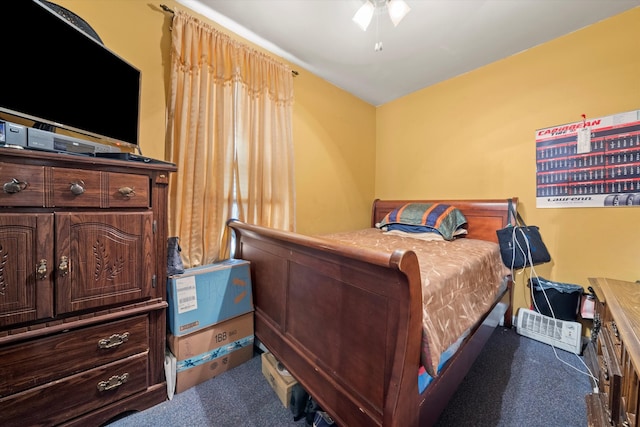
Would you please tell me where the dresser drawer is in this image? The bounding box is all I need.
[0,352,149,427]
[0,315,149,397]
[107,171,150,207]
[598,327,622,388]
[0,163,46,206]
[599,324,623,422]
[605,320,623,363]
[51,167,102,207]
[51,168,150,207]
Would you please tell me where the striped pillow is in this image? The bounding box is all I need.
[376,203,467,241]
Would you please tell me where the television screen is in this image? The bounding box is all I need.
[0,1,141,148]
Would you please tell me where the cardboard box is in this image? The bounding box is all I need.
[261,352,298,408]
[168,312,255,394]
[167,259,254,335]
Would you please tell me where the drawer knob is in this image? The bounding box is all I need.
[69,180,85,195]
[98,332,130,349]
[3,178,27,194]
[97,373,129,392]
[118,186,136,198]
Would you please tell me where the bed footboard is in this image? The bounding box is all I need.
[228,197,515,426]
[228,220,423,427]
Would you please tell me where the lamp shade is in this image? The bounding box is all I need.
[353,0,375,31]
[388,0,410,26]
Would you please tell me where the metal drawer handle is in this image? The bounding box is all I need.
[98,332,130,349]
[36,259,48,280]
[58,256,69,277]
[3,178,28,194]
[69,180,85,195]
[591,316,601,341]
[118,186,136,198]
[97,373,129,392]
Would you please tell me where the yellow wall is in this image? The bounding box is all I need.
[56,0,376,236]
[54,2,639,313]
[293,71,377,234]
[377,7,640,309]
[54,1,172,161]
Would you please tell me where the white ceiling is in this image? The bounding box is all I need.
[177,0,639,106]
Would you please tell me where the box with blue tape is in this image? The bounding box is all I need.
[167,312,255,393]
[167,259,254,336]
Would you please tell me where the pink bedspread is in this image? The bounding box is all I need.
[321,228,509,376]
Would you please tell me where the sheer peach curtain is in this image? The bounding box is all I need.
[167,10,295,268]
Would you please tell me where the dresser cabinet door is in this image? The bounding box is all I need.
[0,214,54,327]
[55,211,155,313]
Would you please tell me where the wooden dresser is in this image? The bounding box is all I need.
[585,277,640,427]
[0,149,176,426]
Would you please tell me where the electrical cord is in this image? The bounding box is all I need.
[509,225,599,390]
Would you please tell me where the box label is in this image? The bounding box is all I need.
[179,321,199,332]
[176,276,198,314]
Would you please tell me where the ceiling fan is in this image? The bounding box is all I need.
[352,0,411,31]
[352,0,411,51]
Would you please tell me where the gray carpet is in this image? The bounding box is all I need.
[435,327,593,427]
[106,327,593,426]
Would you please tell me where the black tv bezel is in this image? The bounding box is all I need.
[0,0,142,150]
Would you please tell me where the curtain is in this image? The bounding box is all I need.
[167,10,295,268]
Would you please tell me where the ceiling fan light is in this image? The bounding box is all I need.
[353,1,375,31]
[388,0,410,27]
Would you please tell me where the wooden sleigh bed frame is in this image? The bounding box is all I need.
[228,198,517,427]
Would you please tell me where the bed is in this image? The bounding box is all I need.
[227,198,517,426]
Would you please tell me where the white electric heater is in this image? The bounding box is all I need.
[516,308,582,354]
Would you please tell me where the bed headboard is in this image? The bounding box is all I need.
[371,198,518,243]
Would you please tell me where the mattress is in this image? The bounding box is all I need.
[321,228,510,377]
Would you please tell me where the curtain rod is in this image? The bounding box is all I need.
[159,4,298,77]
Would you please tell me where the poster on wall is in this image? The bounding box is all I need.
[536,109,640,208]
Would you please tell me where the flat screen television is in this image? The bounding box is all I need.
[0,1,141,149]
